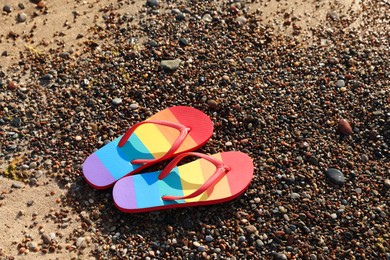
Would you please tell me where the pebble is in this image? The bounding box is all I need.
[336,79,345,88]
[29,178,37,186]
[225,141,233,147]
[244,57,255,63]
[338,119,353,135]
[198,245,206,252]
[146,0,159,7]
[11,182,23,189]
[29,242,39,252]
[384,179,390,188]
[112,98,122,105]
[16,12,27,22]
[207,99,218,109]
[290,193,300,199]
[325,168,346,185]
[130,103,139,110]
[3,5,12,13]
[160,59,182,70]
[274,252,288,260]
[205,235,213,242]
[238,236,246,242]
[178,38,189,46]
[202,13,212,22]
[76,237,86,248]
[236,17,247,26]
[193,241,200,247]
[8,81,17,90]
[42,234,51,244]
[279,206,288,213]
[245,225,257,234]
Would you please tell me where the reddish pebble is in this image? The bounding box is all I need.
[8,81,17,90]
[338,119,353,135]
[37,1,46,8]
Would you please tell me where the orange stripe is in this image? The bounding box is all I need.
[203,153,232,200]
[150,108,197,153]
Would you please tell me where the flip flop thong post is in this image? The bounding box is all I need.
[113,151,254,213]
[83,106,213,189]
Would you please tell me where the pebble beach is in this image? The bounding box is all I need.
[0,0,389,259]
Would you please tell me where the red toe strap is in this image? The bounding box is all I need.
[158,152,231,201]
[118,120,191,165]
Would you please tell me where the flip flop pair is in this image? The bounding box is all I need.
[83,106,253,213]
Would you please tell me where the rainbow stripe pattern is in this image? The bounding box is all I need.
[83,106,213,189]
[113,151,254,213]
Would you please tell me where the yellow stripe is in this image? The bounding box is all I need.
[178,160,209,203]
[205,154,232,200]
[135,123,171,159]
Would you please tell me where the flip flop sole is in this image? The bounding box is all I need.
[83,106,213,189]
[113,151,254,213]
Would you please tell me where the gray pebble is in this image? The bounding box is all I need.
[238,236,246,242]
[198,245,206,252]
[29,177,37,186]
[130,103,139,110]
[336,79,345,88]
[325,168,346,185]
[16,12,27,22]
[274,252,288,260]
[28,242,38,251]
[290,193,300,199]
[29,162,37,169]
[202,13,212,22]
[146,0,159,7]
[161,59,182,70]
[112,98,122,105]
[12,182,23,189]
[76,237,86,248]
[3,5,13,13]
[205,235,213,242]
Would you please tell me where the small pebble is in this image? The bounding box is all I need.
[12,183,23,189]
[112,98,122,105]
[290,193,300,199]
[3,5,13,13]
[16,12,27,22]
[336,79,345,88]
[146,0,159,7]
[160,59,181,70]
[130,103,139,110]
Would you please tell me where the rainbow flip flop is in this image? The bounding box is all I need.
[83,106,213,189]
[113,151,254,213]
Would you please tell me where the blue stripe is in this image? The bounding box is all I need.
[133,171,162,208]
[95,134,154,180]
[158,167,185,205]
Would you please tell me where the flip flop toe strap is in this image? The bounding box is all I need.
[118,120,191,165]
[158,152,231,201]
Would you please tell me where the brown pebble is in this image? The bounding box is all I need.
[37,1,46,8]
[8,81,17,90]
[207,99,218,109]
[338,119,353,135]
[18,247,26,254]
